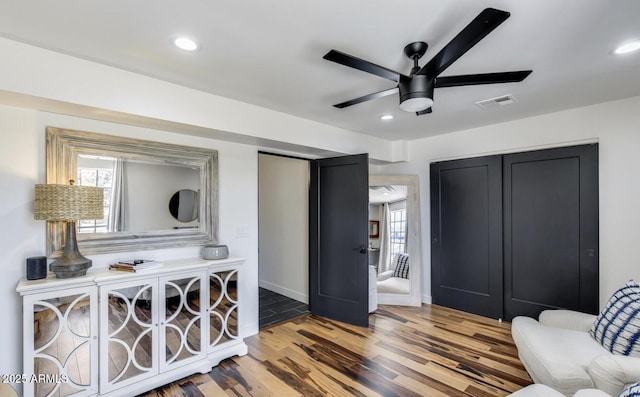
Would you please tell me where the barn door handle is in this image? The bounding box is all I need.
[353,246,368,254]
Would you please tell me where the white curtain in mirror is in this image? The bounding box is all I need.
[377,203,391,272]
[109,158,127,232]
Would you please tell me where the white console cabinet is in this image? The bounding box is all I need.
[17,257,247,397]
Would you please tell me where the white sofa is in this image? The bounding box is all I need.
[511,310,640,396]
[376,269,410,294]
[376,254,410,294]
[368,265,377,313]
[509,384,611,397]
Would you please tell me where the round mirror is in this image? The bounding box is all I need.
[169,189,199,222]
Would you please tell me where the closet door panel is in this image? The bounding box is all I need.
[431,156,503,319]
[504,144,599,320]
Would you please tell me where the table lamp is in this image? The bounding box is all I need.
[34,180,104,278]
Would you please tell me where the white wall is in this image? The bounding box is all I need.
[0,105,260,390]
[0,38,407,163]
[126,162,200,231]
[378,95,640,307]
[258,154,309,303]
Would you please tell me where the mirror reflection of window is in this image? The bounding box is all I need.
[76,155,115,234]
[389,201,407,255]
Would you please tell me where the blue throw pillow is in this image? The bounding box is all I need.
[590,280,640,357]
[620,381,640,397]
[392,254,409,279]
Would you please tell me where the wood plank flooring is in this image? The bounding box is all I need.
[141,304,532,396]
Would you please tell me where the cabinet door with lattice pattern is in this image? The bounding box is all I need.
[159,271,207,371]
[24,287,98,397]
[208,268,239,350]
[99,279,158,393]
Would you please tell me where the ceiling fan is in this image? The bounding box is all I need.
[323,8,532,115]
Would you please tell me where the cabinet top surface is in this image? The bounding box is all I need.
[17,256,244,294]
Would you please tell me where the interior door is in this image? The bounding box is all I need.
[430,156,503,319]
[504,144,599,320]
[309,153,369,327]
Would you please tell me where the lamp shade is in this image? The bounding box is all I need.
[34,183,104,221]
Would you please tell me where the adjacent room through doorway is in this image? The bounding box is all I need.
[257,152,310,328]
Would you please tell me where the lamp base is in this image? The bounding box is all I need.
[50,257,91,279]
[50,221,92,279]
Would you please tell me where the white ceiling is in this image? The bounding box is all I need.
[1,0,639,141]
[370,185,408,204]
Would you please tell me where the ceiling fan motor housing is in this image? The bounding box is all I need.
[399,74,434,112]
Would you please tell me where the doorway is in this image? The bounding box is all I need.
[258,153,310,327]
[258,152,372,328]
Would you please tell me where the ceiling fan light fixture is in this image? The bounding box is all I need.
[379,114,394,120]
[399,97,433,112]
[399,74,434,112]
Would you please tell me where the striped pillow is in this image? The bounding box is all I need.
[620,381,640,397]
[590,280,640,357]
[392,254,410,279]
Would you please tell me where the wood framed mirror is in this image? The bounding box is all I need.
[45,127,218,256]
[369,174,422,306]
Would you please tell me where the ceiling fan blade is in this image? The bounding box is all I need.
[333,87,399,108]
[416,107,432,116]
[324,49,401,82]
[435,70,532,88]
[420,8,510,77]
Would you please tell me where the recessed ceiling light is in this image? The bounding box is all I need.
[172,36,200,51]
[614,40,640,55]
[379,114,394,121]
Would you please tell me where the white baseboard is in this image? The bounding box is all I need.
[423,294,432,304]
[259,280,308,304]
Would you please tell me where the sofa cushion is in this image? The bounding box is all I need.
[590,280,640,357]
[376,276,410,294]
[392,254,409,279]
[587,354,640,396]
[512,316,610,395]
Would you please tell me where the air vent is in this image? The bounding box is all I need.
[476,94,517,110]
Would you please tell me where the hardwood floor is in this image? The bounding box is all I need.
[141,304,532,396]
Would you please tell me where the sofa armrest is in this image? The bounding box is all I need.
[588,354,640,397]
[377,270,394,281]
[538,309,597,332]
[574,390,613,397]
[507,385,612,397]
[507,384,565,396]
